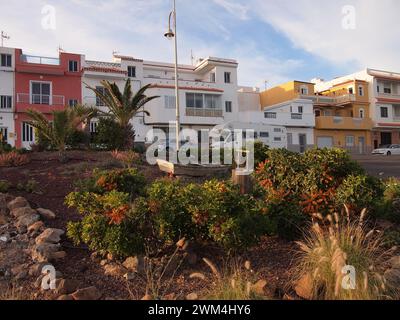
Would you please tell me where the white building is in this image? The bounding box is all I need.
[261,99,315,152]
[0,47,16,147]
[82,54,242,146]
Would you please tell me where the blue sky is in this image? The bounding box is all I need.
[2,0,400,87]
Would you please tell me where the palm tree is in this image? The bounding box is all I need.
[86,79,159,150]
[27,105,96,162]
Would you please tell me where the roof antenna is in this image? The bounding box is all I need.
[112,50,119,56]
[190,49,195,66]
[58,45,65,53]
[1,31,10,47]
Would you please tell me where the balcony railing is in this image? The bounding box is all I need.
[291,113,303,120]
[315,116,373,130]
[300,94,356,104]
[186,108,223,118]
[377,92,400,100]
[17,93,65,106]
[20,54,60,66]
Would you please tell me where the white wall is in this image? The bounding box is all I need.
[0,47,16,146]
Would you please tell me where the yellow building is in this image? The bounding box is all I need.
[314,79,373,153]
[260,79,373,154]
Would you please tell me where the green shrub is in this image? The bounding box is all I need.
[0,180,10,193]
[67,129,89,149]
[335,174,384,212]
[254,148,377,240]
[379,178,400,223]
[93,118,125,150]
[253,141,269,168]
[140,179,270,250]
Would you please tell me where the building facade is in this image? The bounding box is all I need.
[0,47,16,146]
[259,81,316,152]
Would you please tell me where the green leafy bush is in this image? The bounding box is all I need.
[0,180,10,193]
[253,141,269,167]
[254,148,379,239]
[335,174,384,212]
[93,118,125,150]
[138,179,270,249]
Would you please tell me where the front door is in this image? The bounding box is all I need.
[381,132,392,146]
[21,122,34,149]
[358,136,365,154]
[299,134,307,153]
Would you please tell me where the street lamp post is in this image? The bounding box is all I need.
[164,0,180,152]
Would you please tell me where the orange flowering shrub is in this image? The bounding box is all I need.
[0,151,30,167]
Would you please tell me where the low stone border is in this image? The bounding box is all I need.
[0,193,101,300]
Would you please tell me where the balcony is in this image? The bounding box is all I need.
[17,93,65,106]
[291,113,303,120]
[315,116,373,130]
[185,108,223,118]
[377,92,400,101]
[300,94,356,105]
[20,54,60,66]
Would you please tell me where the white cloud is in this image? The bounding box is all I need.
[248,0,400,73]
[212,0,250,20]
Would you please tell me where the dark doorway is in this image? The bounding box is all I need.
[381,132,392,146]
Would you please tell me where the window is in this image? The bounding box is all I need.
[224,72,231,84]
[96,86,106,106]
[260,132,269,138]
[274,137,282,142]
[381,107,389,118]
[31,82,51,105]
[0,96,12,109]
[348,87,354,94]
[358,85,364,96]
[264,112,277,119]
[68,60,78,72]
[0,54,12,67]
[359,108,365,118]
[210,73,216,83]
[186,93,203,109]
[274,128,282,133]
[205,95,218,109]
[315,109,321,117]
[345,136,355,147]
[225,101,232,113]
[300,85,308,95]
[164,95,176,109]
[298,106,303,114]
[128,66,136,78]
[22,122,34,142]
[69,99,78,107]
[384,83,392,94]
[0,127,8,143]
[90,121,98,133]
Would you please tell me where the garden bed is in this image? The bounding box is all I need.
[0,151,295,300]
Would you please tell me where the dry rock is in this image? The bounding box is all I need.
[16,213,40,229]
[28,221,45,234]
[35,228,64,245]
[186,293,199,300]
[72,286,102,300]
[122,256,144,273]
[12,207,36,218]
[7,197,29,211]
[104,263,126,277]
[56,279,80,295]
[294,274,313,300]
[36,208,56,220]
[32,243,61,262]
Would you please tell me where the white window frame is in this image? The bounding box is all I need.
[68,60,78,72]
[128,66,136,78]
[0,54,12,67]
[345,135,355,147]
[0,95,12,109]
[30,80,52,105]
[22,122,34,143]
[358,85,364,97]
[300,85,308,95]
[224,72,231,84]
[225,101,232,113]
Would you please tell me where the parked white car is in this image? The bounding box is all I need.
[372,144,400,156]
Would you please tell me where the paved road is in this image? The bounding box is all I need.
[352,155,400,178]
